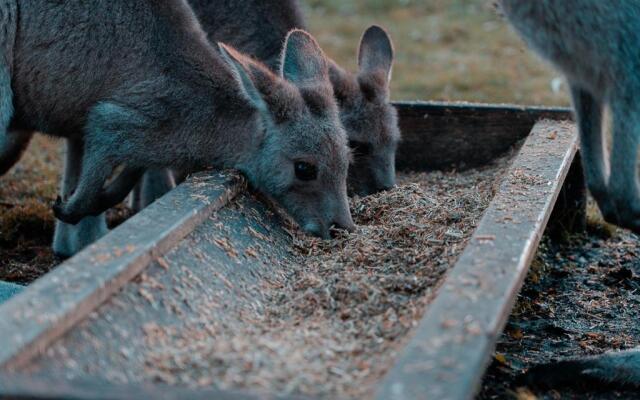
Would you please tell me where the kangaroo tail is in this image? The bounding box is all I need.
[517,349,640,390]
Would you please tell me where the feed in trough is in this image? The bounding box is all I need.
[26,152,515,398]
[141,157,513,398]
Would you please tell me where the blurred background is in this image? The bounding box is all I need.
[306,0,569,105]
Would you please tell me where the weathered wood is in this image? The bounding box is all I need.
[0,103,580,400]
[376,120,578,400]
[23,192,297,388]
[393,101,572,171]
[0,372,305,400]
[0,172,245,371]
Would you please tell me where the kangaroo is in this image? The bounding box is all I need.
[193,0,401,197]
[519,348,640,390]
[130,0,401,208]
[0,0,354,257]
[498,0,640,233]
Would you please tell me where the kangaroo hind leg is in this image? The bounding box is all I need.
[52,139,109,258]
[54,103,146,224]
[604,93,640,232]
[129,169,176,212]
[570,85,609,204]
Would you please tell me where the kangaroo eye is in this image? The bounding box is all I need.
[349,140,373,156]
[295,161,318,181]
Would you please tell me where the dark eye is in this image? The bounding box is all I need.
[295,161,318,181]
[349,140,373,157]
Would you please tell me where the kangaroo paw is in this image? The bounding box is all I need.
[600,202,640,234]
[52,196,84,225]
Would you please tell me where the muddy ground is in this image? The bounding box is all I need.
[479,215,640,400]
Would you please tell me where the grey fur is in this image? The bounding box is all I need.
[498,0,640,233]
[129,0,307,211]
[126,2,401,210]
[189,0,304,71]
[0,0,353,256]
[333,25,399,196]
[0,0,21,176]
[52,139,108,258]
[129,169,176,212]
[188,1,401,197]
[520,348,640,389]
[0,0,15,133]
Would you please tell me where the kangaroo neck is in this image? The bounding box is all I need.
[186,99,264,174]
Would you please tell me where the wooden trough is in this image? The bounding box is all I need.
[0,102,578,400]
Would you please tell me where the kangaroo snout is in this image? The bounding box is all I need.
[349,158,396,197]
[375,169,396,193]
[332,214,356,233]
[302,221,330,240]
[300,212,355,239]
[297,196,355,239]
[330,197,356,235]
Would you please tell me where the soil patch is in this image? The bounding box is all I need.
[0,136,133,284]
[478,222,640,400]
[0,136,61,284]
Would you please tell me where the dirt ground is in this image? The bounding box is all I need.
[478,213,640,400]
[0,136,131,284]
[0,136,61,284]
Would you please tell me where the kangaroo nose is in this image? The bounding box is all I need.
[331,219,356,234]
[302,221,330,239]
[375,173,396,194]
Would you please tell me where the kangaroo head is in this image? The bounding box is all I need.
[218,30,354,239]
[330,25,401,197]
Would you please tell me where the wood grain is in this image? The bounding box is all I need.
[376,120,579,400]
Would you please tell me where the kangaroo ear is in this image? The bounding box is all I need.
[218,42,268,111]
[358,25,394,83]
[280,29,329,86]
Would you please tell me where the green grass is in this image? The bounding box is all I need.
[305,0,570,106]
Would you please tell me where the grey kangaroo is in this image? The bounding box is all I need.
[193,0,401,197]
[131,0,401,207]
[0,0,354,257]
[498,0,640,389]
[519,348,640,390]
[499,0,640,233]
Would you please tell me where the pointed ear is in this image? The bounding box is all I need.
[280,29,329,86]
[358,25,394,83]
[218,42,268,111]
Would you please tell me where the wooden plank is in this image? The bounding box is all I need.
[0,172,245,371]
[393,101,572,171]
[22,192,297,388]
[0,372,306,400]
[0,103,578,400]
[376,120,578,400]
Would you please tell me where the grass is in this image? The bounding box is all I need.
[305,0,570,106]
